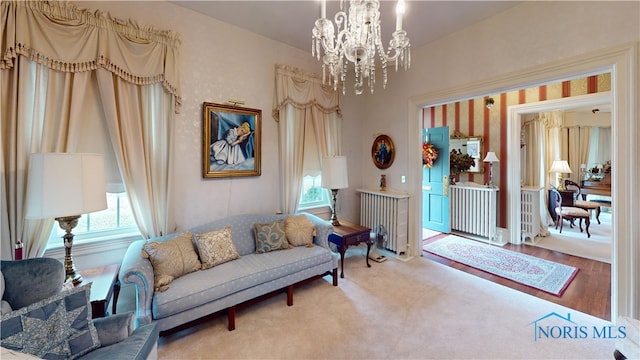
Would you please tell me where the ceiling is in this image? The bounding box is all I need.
[169,1,522,52]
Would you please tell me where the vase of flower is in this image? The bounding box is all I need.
[449,149,475,185]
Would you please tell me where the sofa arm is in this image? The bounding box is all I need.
[120,240,154,326]
[93,312,134,347]
[79,322,159,360]
[302,212,333,249]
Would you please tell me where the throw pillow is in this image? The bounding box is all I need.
[285,215,316,247]
[194,226,240,269]
[142,231,202,292]
[254,219,290,253]
[0,283,100,359]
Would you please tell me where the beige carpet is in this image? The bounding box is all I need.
[155,248,615,359]
[534,212,611,264]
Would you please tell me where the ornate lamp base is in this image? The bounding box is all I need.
[329,189,341,226]
[55,215,83,285]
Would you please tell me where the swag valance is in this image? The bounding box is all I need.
[272,64,342,120]
[1,0,182,109]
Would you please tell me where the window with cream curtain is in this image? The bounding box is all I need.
[1,0,181,259]
[273,65,342,214]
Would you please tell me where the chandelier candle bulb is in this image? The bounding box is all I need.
[320,0,326,19]
[396,0,405,31]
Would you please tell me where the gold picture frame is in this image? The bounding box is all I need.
[202,102,261,178]
[371,134,395,169]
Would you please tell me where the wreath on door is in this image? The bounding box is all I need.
[422,142,438,168]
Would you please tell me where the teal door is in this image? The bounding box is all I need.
[422,126,450,233]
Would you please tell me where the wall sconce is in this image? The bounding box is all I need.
[485,97,495,109]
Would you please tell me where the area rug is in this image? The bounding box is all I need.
[423,235,579,296]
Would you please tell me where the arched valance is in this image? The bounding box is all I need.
[1,0,182,110]
[272,64,341,121]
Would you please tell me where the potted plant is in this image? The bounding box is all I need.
[449,149,475,185]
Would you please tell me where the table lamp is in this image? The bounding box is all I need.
[321,156,349,226]
[549,160,572,190]
[25,153,107,284]
[483,151,500,188]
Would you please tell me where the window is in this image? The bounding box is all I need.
[298,174,330,210]
[46,192,138,248]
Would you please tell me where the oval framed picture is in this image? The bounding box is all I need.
[371,134,395,169]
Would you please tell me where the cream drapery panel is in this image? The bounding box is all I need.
[1,0,180,259]
[567,127,591,183]
[522,119,552,234]
[97,70,175,239]
[273,65,342,214]
[540,111,564,187]
[1,58,82,258]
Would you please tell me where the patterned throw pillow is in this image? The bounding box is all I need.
[142,231,202,292]
[285,215,316,247]
[254,219,290,253]
[0,283,100,359]
[194,226,240,269]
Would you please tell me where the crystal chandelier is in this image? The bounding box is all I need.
[312,0,411,95]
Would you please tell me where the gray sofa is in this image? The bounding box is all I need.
[1,258,158,360]
[120,213,338,332]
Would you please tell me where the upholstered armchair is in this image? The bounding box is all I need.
[1,258,159,360]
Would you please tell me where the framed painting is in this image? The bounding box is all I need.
[202,102,261,178]
[371,134,395,169]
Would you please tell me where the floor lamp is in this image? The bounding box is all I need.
[321,156,349,226]
[25,153,107,285]
[483,151,499,188]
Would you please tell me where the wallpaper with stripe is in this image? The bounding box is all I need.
[423,73,611,228]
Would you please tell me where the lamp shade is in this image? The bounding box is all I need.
[483,152,499,163]
[25,153,107,219]
[549,160,572,174]
[321,156,349,190]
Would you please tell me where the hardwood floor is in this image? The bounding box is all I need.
[422,235,611,321]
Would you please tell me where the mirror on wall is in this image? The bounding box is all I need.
[450,134,484,173]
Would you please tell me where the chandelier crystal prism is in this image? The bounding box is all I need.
[312,0,411,95]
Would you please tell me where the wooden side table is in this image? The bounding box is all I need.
[78,263,121,318]
[328,220,372,278]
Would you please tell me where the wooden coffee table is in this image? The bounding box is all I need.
[328,220,372,278]
[78,263,121,318]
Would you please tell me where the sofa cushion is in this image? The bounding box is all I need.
[0,283,100,359]
[254,219,290,253]
[142,231,202,292]
[152,245,333,319]
[194,226,240,269]
[285,215,316,247]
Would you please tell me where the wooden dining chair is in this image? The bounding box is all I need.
[550,186,591,238]
[564,179,602,224]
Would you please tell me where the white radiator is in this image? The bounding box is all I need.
[450,184,498,242]
[357,189,409,254]
[521,186,544,244]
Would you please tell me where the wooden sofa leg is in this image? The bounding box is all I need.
[287,285,294,306]
[228,306,236,331]
[332,268,338,286]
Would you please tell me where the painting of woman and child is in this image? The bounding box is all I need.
[202,103,261,178]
